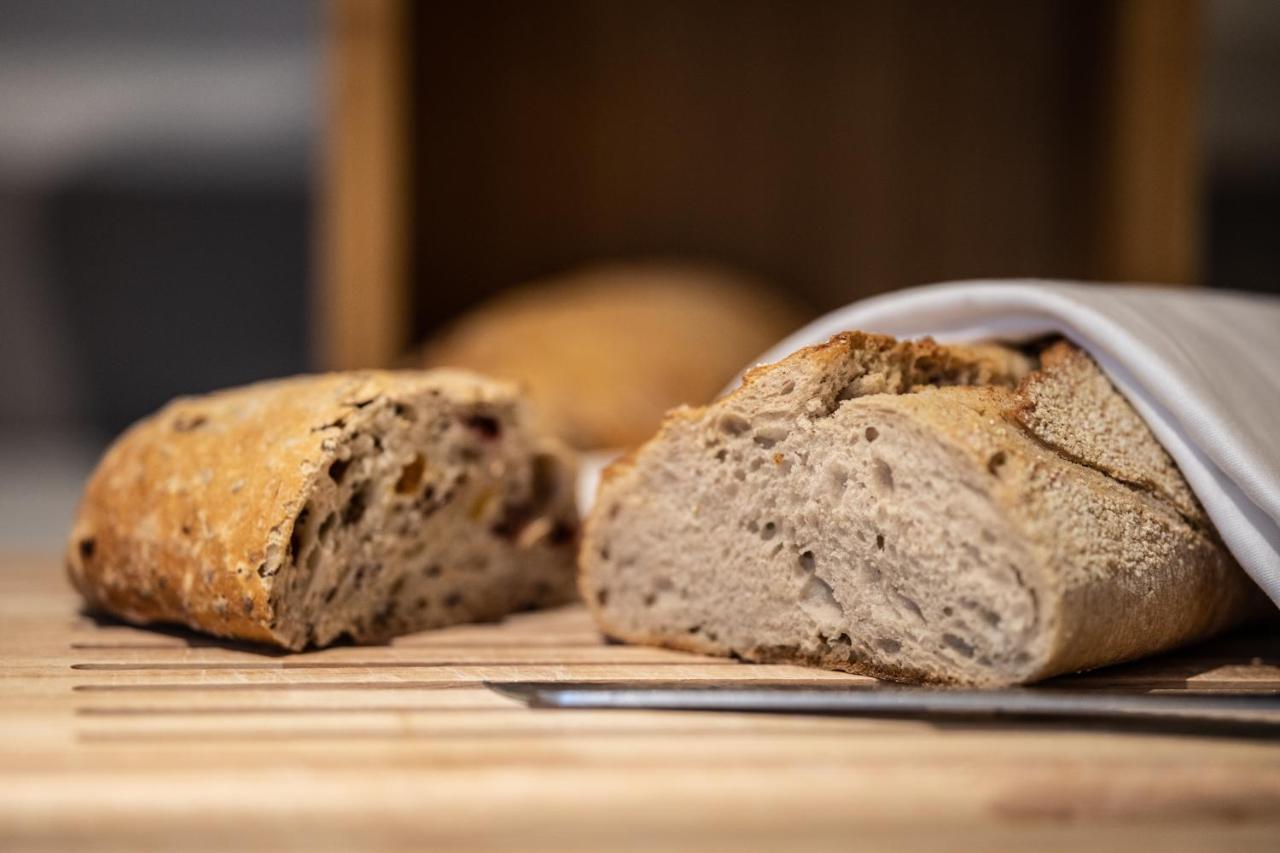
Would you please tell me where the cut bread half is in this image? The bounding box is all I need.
[68,370,579,650]
[580,333,1266,686]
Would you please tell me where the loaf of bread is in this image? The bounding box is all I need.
[67,370,579,650]
[580,333,1268,685]
[418,262,808,449]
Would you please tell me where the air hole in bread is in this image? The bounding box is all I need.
[464,414,501,439]
[714,448,728,461]
[343,484,370,525]
[877,637,902,653]
[395,454,426,495]
[328,458,350,484]
[643,593,657,607]
[754,425,789,449]
[595,587,610,607]
[79,538,96,560]
[871,458,895,493]
[760,521,777,541]
[424,564,442,578]
[987,450,1007,476]
[392,402,416,421]
[372,599,398,627]
[798,550,816,572]
[549,522,577,545]
[864,426,880,442]
[875,533,885,550]
[799,574,843,623]
[310,514,333,546]
[964,599,1002,627]
[288,507,310,557]
[524,454,557,505]
[718,413,750,435]
[942,633,976,658]
[895,592,924,622]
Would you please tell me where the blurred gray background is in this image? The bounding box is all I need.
[0,1,318,548]
[0,0,1277,550]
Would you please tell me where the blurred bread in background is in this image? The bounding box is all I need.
[417,262,809,449]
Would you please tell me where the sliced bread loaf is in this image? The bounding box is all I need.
[580,333,1267,685]
[67,370,578,650]
[417,262,807,449]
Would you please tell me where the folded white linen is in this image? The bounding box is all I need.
[741,280,1280,607]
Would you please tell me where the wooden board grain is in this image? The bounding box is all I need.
[2,554,1279,852]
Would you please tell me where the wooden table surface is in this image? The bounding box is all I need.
[3,554,1280,852]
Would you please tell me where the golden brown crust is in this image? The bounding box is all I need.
[418,262,808,449]
[1012,340,1206,527]
[735,330,1033,392]
[593,330,1033,493]
[65,370,540,647]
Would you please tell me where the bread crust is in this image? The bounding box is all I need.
[418,262,808,449]
[67,369,577,648]
[581,333,1268,685]
[595,331,1033,489]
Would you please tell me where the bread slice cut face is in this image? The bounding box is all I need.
[580,333,1265,685]
[68,370,579,650]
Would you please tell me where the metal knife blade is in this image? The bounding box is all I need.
[485,681,1280,735]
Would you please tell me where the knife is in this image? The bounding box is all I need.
[486,681,1280,736]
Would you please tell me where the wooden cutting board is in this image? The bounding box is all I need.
[3,554,1279,851]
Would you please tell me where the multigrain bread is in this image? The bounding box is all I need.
[580,333,1268,686]
[67,370,579,650]
[418,262,808,449]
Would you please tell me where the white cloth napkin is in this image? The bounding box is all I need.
[741,280,1280,607]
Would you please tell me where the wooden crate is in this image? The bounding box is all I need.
[319,0,1202,369]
